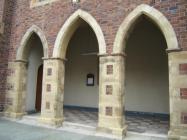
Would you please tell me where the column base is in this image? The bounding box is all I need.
[0,112,4,117]
[39,117,63,127]
[4,112,26,119]
[97,125,127,139]
[168,130,187,140]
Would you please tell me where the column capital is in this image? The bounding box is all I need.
[42,57,67,62]
[14,59,28,63]
[98,53,126,58]
[166,48,182,53]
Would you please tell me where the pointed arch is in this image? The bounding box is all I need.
[53,9,106,59]
[16,25,48,61]
[113,4,179,53]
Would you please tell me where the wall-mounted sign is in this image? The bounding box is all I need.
[87,73,94,86]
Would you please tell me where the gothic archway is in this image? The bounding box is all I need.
[53,9,106,59]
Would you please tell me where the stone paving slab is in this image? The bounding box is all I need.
[0,119,115,140]
[64,108,169,135]
[0,119,167,140]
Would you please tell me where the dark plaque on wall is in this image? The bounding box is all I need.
[86,73,94,86]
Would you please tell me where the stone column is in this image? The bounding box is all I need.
[168,51,187,140]
[98,54,127,138]
[39,58,64,127]
[5,60,27,118]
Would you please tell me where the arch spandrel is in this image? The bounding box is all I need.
[53,9,106,59]
[113,4,179,53]
[16,25,48,61]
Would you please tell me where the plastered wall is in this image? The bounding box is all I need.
[63,20,169,114]
[64,25,99,108]
[25,34,43,111]
[125,18,169,114]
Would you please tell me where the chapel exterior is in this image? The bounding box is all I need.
[0,0,187,139]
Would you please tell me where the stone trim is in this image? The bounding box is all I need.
[30,0,59,8]
[113,4,179,53]
[16,25,48,60]
[53,9,106,59]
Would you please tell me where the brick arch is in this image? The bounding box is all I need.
[113,4,179,53]
[53,9,106,59]
[16,25,48,60]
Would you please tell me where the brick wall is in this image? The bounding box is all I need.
[0,0,5,21]
[1,0,187,111]
[0,0,15,111]
[8,0,187,59]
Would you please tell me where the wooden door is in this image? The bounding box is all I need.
[35,64,43,112]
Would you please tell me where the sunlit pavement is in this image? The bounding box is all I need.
[0,118,167,140]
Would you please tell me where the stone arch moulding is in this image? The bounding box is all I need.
[53,9,106,59]
[113,4,179,53]
[16,25,48,61]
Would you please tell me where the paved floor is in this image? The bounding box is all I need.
[64,108,169,135]
[0,119,167,140]
[0,119,112,140]
[0,109,169,140]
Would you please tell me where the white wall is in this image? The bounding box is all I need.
[25,34,43,112]
[63,19,169,114]
[64,25,99,108]
[125,18,169,114]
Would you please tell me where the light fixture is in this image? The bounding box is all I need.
[72,0,80,3]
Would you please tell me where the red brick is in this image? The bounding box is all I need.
[47,68,52,76]
[0,0,186,112]
[106,85,113,95]
[180,88,187,99]
[46,102,50,109]
[179,64,187,75]
[46,84,51,92]
[106,107,112,116]
[107,65,113,75]
[181,112,187,124]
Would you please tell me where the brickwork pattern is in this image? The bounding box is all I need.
[8,0,187,60]
[2,0,187,112]
[0,0,15,111]
[1,0,187,139]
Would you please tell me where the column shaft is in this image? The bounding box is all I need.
[168,51,187,140]
[5,61,27,118]
[98,55,127,138]
[40,58,64,126]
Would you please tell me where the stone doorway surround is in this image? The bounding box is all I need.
[5,25,48,118]
[113,4,187,140]
[4,4,187,140]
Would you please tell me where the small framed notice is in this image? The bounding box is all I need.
[86,73,94,86]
